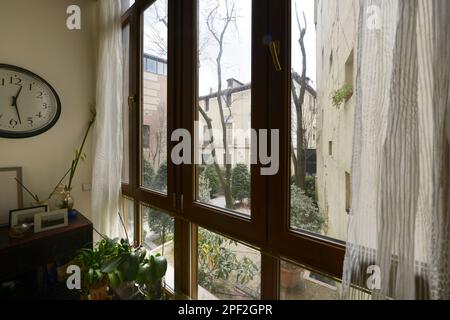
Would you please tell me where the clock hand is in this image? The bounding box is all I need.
[15,85,23,100]
[12,86,23,124]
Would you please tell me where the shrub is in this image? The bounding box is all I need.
[290,184,325,234]
[152,161,168,192]
[330,84,353,108]
[143,160,155,188]
[198,170,211,203]
[203,164,220,196]
[198,229,258,294]
[231,164,250,203]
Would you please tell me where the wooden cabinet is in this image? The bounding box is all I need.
[0,212,93,299]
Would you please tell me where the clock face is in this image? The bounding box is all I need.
[0,64,61,138]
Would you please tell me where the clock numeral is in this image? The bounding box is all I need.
[43,103,48,109]
[36,112,43,118]
[27,117,34,127]
[9,76,21,85]
[37,91,43,99]
[10,119,18,127]
[1,78,4,86]
[29,83,33,91]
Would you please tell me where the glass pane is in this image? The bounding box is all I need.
[196,0,252,217]
[197,228,261,300]
[120,197,134,242]
[121,0,135,13]
[279,259,370,300]
[122,25,130,184]
[142,0,168,194]
[280,260,339,300]
[142,204,174,290]
[289,0,352,242]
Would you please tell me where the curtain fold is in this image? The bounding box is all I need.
[342,0,450,300]
[91,0,124,238]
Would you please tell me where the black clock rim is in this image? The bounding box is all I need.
[0,63,61,139]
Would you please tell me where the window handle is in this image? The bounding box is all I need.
[128,95,136,109]
[269,40,282,72]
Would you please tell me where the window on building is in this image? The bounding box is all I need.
[146,57,157,74]
[345,172,351,213]
[329,141,333,156]
[158,61,165,75]
[345,50,354,99]
[345,50,354,85]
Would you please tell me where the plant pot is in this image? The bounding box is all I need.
[280,266,303,290]
[88,282,109,300]
[114,282,139,300]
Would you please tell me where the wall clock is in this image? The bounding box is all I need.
[0,64,61,139]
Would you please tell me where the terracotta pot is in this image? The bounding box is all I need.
[280,267,303,289]
[114,282,139,300]
[88,282,109,300]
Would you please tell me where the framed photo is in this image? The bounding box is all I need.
[9,205,48,228]
[34,209,68,233]
[0,167,23,226]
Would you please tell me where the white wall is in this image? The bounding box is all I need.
[0,0,97,219]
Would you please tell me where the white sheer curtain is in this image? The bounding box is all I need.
[91,0,124,238]
[342,0,450,300]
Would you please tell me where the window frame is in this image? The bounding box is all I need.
[266,0,345,279]
[121,0,347,300]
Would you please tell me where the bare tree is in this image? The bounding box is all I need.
[149,102,167,169]
[198,0,238,209]
[291,3,308,189]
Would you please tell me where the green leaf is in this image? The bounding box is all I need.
[101,256,123,273]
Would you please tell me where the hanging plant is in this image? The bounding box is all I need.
[330,84,353,108]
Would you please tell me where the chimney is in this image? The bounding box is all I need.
[227,78,243,89]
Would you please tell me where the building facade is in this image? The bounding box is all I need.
[315,0,359,240]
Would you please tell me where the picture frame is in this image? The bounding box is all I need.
[34,209,68,233]
[0,167,24,226]
[9,205,48,228]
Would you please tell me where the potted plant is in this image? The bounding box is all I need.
[280,260,303,290]
[73,237,118,300]
[100,239,167,300]
[330,84,353,108]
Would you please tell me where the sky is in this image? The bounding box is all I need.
[143,0,317,95]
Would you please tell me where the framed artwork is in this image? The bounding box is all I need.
[34,209,68,233]
[9,205,48,228]
[0,167,23,226]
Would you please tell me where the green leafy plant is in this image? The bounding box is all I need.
[197,229,258,295]
[290,184,325,234]
[143,160,155,188]
[330,84,353,108]
[304,175,316,200]
[203,164,221,197]
[152,161,168,192]
[101,240,167,299]
[73,237,119,291]
[198,170,212,203]
[231,164,250,204]
[72,212,168,300]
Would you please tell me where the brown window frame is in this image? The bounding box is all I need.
[121,0,346,300]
